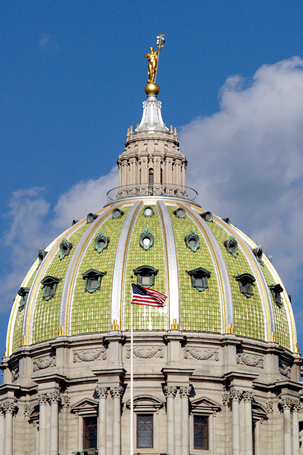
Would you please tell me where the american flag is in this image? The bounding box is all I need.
[131,283,167,307]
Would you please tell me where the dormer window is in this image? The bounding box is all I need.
[269,284,284,308]
[174,207,186,219]
[112,208,125,219]
[94,231,110,253]
[17,287,29,311]
[59,238,73,260]
[41,276,60,301]
[37,248,47,268]
[187,267,211,292]
[133,265,158,287]
[82,269,106,293]
[235,273,255,298]
[223,235,238,258]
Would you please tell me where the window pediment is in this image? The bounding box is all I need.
[133,265,158,287]
[190,396,221,414]
[82,269,106,293]
[235,273,255,298]
[126,395,163,412]
[70,398,98,416]
[187,267,211,292]
[41,276,60,301]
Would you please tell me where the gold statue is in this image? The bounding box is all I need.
[144,34,165,83]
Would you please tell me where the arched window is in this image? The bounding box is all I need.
[149,168,154,186]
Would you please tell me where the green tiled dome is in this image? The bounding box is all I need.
[6,198,297,355]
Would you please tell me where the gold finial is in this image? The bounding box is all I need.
[227,322,234,334]
[20,335,26,345]
[112,319,119,330]
[171,319,178,330]
[58,325,64,336]
[144,34,165,96]
[295,343,300,353]
[271,331,277,342]
[4,347,7,357]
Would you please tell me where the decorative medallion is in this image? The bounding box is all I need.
[33,354,56,372]
[236,352,264,369]
[59,238,73,260]
[184,347,218,361]
[73,348,106,363]
[126,346,164,359]
[143,206,154,217]
[223,235,238,258]
[139,228,154,251]
[94,231,110,253]
[185,230,200,252]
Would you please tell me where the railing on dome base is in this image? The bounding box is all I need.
[72,449,98,455]
[106,184,198,203]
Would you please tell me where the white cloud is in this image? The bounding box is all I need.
[38,34,51,49]
[0,170,118,313]
[180,56,303,309]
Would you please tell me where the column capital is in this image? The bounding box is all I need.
[2,401,18,414]
[49,391,61,403]
[278,397,293,411]
[230,388,242,402]
[62,394,70,408]
[292,398,301,412]
[163,385,177,398]
[38,393,49,405]
[222,392,231,406]
[242,391,253,402]
[265,401,273,414]
[179,386,191,398]
[96,386,109,399]
[110,386,124,399]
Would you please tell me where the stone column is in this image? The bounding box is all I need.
[164,386,177,455]
[243,391,253,455]
[292,399,300,455]
[3,401,17,455]
[110,386,124,455]
[38,393,49,455]
[0,406,5,455]
[230,389,242,455]
[96,386,108,455]
[49,391,61,455]
[179,386,190,455]
[279,397,292,455]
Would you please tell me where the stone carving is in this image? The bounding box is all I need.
[292,399,301,412]
[126,346,164,359]
[73,348,106,363]
[62,395,70,408]
[236,352,264,369]
[163,386,177,398]
[279,359,291,378]
[265,401,273,414]
[230,389,242,402]
[0,405,4,416]
[33,355,56,372]
[278,397,293,411]
[24,404,31,417]
[96,386,108,399]
[110,387,124,399]
[11,364,19,381]
[38,393,49,405]
[242,391,253,402]
[222,392,230,406]
[49,391,61,403]
[3,401,18,414]
[179,386,191,398]
[184,347,219,361]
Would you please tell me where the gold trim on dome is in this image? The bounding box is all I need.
[227,323,234,334]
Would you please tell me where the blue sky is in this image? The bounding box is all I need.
[1,1,303,355]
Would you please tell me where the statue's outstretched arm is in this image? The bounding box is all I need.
[143,54,149,58]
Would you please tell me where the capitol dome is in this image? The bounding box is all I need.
[0,68,302,455]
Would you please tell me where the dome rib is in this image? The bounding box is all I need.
[111,201,142,329]
[234,226,296,351]
[215,217,274,342]
[158,201,180,328]
[185,204,233,333]
[22,223,81,346]
[59,205,114,336]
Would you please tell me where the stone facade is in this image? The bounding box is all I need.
[0,330,302,455]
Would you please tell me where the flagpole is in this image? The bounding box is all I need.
[130,299,134,455]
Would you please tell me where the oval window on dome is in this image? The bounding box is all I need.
[87,213,98,224]
[94,232,110,254]
[185,230,200,252]
[200,211,213,222]
[59,238,73,260]
[112,208,125,219]
[174,207,186,219]
[143,206,154,217]
[139,228,154,251]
